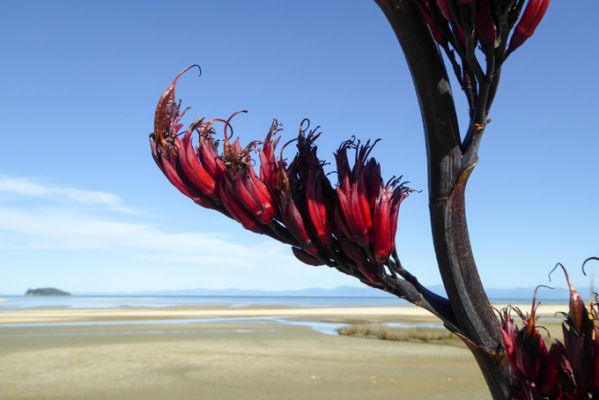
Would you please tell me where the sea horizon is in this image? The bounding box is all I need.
[0,293,569,310]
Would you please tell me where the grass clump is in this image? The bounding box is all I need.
[337,324,463,347]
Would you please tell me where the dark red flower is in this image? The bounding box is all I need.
[335,141,378,247]
[218,177,263,233]
[291,247,323,267]
[372,179,407,264]
[502,260,599,398]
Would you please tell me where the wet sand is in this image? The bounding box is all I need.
[0,304,564,399]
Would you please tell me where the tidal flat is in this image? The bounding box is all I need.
[0,305,566,400]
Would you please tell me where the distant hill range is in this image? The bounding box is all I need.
[26,287,71,296]
[75,285,589,301]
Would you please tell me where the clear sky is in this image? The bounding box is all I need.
[0,0,597,294]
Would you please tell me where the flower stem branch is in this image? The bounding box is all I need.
[375,0,511,398]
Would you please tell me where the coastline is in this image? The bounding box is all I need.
[0,303,567,325]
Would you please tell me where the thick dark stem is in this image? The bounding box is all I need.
[375,1,511,398]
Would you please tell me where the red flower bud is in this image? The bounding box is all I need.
[362,158,382,209]
[351,183,372,245]
[539,342,566,396]
[475,0,497,46]
[515,319,548,383]
[160,152,195,199]
[509,0,550,51]
[305,171,332,246]
[291,247,323,266]
[218,178,263,234]
[334,140,352,184]
[333,206,351,239]
[248,166,277,220]
[259,121,282,193]
[357,262,379,284]
[569,294,586,335]
[552,263,587,334]
[418,3,449,46]
[372,182,408,264]
[230,167,275,225]
[339,237,366,266]
[295,122,323,170]
[334,141,383,248]
[500,309,516,361]
[372,187,393,264]
[177,129,217,198]
[436,0,453,22]
[355,182,373,232]
[427,20,449,46]
[281,199,318,257]
[196,121,226,182]
[336,185,369,247]
[206,117,277,226]
[231,171,263,219]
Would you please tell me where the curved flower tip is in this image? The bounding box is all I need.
[525,284,552,336]
[582,256,599,276]
[154,65,201,147]
[550,262,586,334]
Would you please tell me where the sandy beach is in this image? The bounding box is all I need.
[0,303,566,325]
[0,304,566,400]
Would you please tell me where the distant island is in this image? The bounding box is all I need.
[25,287,71,296]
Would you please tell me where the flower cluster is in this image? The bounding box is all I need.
[418,0,549,56]
[149,67,411,286]
[501,260,599,399]
[416,0,549,120]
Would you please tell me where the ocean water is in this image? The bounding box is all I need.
[0,295,411,310]
[0,295,566,310]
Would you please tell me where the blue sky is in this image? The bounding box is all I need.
[0,1,597,294]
